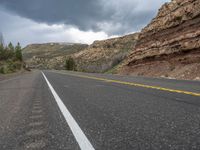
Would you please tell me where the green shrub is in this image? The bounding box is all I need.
[65,57,76,71]
[7,61,14,72]
[0,47,15,60]
[0,67,5,74]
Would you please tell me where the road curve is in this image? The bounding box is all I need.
[0,70,200,150]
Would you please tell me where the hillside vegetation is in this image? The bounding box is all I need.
[23,34,139,73]
[0,42,23,74]
[72,33,139,73]
[23,43,88,69]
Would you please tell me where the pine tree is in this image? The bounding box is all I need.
[0,33,5,60]
[0,43,4,60]
[0,43,3,51]
[8,42,15,51]
[0,32,4,46]
[15,42,22,61]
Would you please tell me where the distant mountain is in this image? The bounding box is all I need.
[22,43,88,69]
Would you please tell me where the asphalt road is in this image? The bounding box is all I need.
[0,70,200,150]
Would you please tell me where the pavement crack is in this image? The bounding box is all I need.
[29,115,43,120]
[28,121,43,127]
[26,129,46,136]
[31,110,43,114]
[24,139,47,149]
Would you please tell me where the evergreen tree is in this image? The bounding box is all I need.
[65,57,76,71]
[8,42,15,51]
[0,32,4,46]
[15,42,22,61]
[0,43,4,60]
[0,43,3,52]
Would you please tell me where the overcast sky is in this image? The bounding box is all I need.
[0,0,169,47]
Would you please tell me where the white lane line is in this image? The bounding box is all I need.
[42,72,95,150]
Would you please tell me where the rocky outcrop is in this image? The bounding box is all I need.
[23,34,139,72]
[23,43,88,69]
[119,0,200,80]
[73,33,139,73]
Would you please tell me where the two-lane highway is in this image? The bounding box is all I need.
[0,70,200,150]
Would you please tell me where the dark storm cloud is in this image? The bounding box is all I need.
[0,0,108,30]
[0,0,169,35]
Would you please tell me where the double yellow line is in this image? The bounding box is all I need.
[54,71,200,97]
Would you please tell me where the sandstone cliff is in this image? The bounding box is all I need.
[73,33,139,73]
[119,0,200,80]
[23,43,88,69]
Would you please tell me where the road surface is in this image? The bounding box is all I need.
[0,70,200,150]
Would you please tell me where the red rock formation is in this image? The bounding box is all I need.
[120,0,200,80]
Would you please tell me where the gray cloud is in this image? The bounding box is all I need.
[0,0,107,31]
[0,0,169,35]
[0,8,109,47]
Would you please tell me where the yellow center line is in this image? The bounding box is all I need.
[52,71,200,97]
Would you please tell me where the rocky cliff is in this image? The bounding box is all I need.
[119,0,200,80]
[73,33,139,73]
[23,43,88,69]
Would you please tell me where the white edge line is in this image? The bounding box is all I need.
[41,71,95,150]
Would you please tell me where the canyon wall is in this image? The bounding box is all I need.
[119,0,200,80]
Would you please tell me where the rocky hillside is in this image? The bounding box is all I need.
[23,43,88,69]
[73,33,139,73]
[119,0,200,80]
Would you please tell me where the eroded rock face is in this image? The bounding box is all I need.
[73,33,139,73]
[143,0,200,33]
[120,0,200,80]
